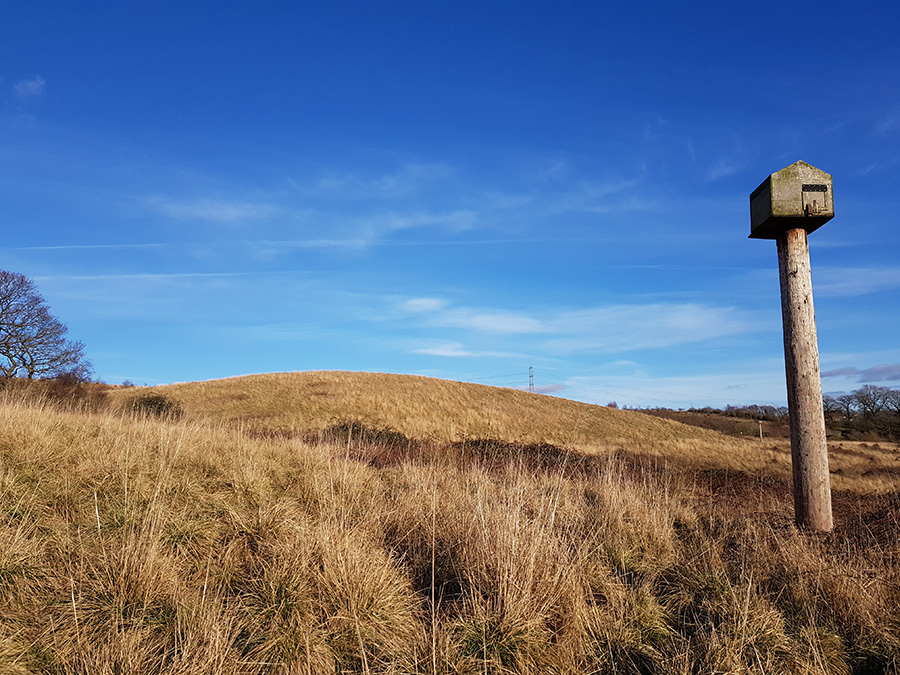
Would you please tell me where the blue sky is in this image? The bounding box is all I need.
[2,1,898,407]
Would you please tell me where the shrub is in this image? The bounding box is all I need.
[128,392,184,419]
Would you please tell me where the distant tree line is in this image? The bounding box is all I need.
[685,404,789,422]
[823,385,900,440]
[647,388,900,442]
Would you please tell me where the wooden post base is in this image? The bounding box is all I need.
[777,228,833,532]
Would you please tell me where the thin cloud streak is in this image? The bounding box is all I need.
[146,196,280,223]
[412,342,476,358]
[14,243,165,251]
[408,340,521,359]
[33,271,280,282]
[349,209,479,241]
[542,303,758,354]
[401,299,545,335]
[399,297,764,354]
[814,267,900,297]
[404,298,447,312]
[2,237,795,257]
[302,163,455,200]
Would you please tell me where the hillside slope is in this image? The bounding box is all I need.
[105,371,900,490]
[3,385,899,672]
[131,371,715,448]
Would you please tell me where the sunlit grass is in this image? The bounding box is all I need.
[116,371,715,446]
[109,371,900,494]
[2,376,899,673]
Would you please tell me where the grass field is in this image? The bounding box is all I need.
[2,372,899,673]
[113,371,900,494]
[131,371,712,445]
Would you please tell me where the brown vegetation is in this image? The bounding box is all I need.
[1,373,899,673]
[116,371,715,448]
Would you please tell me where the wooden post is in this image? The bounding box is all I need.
[777,228,833,531]
[750,161,835,532]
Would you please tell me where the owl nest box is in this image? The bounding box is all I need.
[749,161,834,239]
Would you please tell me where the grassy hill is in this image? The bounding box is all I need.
[2,373,899,673]
[136,371,713,444]
[109,371,900,493]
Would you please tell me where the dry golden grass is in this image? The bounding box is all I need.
[108,371,900,494]
[3,375,899,673]
[117,371,713,446]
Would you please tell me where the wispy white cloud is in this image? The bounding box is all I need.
[477,191,534,211]
[408,340,521,359]
[30,270,343,330]
[814,267,900,297]
[302,163,454,201]
[412,341,476,357]
[706,158,743,181]
[238,235,554,258]
[400,299,545,334]
[231,323,332,342]
[372,209,477,233]
[448,311,544,334]
[874,114,898,137]
[550,178,646,215]
[702,133,749,181]
[272,209,480,248]
[33,271,256,282]
[821,348,900,367]
[542,303,758,354]
[531,160,569,183]
[404,298,447,312]
[12,243,165,251]
[282,209,479,248]
[9,234,655,258]
[146,197,279,223]
[14,76,46,100]
[398,297,761,353]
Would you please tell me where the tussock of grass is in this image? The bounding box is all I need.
[3,384,900,673]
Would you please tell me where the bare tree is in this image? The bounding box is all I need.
[854,384,893,419]
[886,388,900,415]
[822,394,843,421]
[0,270,92,380]
[835,393,857,421]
